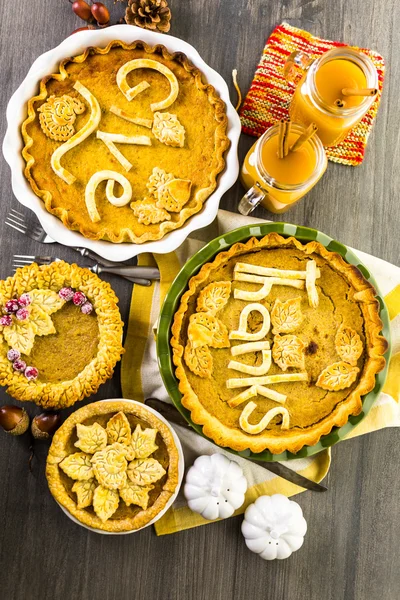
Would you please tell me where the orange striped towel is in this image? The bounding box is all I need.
[239,22,385,166]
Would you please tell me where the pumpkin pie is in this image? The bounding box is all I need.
[46,400,181,532]
[21,40,229,244]
[171,233,388,454]
[0,261,124,409]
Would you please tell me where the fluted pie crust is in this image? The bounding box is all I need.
[171,233,388,454]
[46,400,180,532]
[0,262,124,409]
[21,40,229,244]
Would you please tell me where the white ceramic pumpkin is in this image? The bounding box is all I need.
[241,494,307,560]
[184,454,247,520]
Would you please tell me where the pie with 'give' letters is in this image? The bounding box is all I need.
[21,41,229,244]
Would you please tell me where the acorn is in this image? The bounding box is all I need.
[91,2,110,25]
[31,412,62,440]
[0,405,30,436]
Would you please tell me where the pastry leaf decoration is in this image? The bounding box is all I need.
[106,411,132,446]
[29,289,65,314]
[146,167,174,198]
[188,313,230,349]
[335,326,363,366]
[130,200,171,225]
[2,288,66,356]
[72,478,97,509]
[127,458,166,486]
[92,485,119,522]
[210,319,230,348]
[187,312,218,347]
[196,281,232,316]
[316,361,360,391]
[272,335,306,371]
[119,481,153,510]
[59,452,94,481]
[156,179,192,212]
[38,94,86,141]
[29,304,56,337]
[62,413,167,521]
[74,423,108,454]
[3,320,35,356]
[126,425,158,461]
[271,297,303,334]
[152,112,185,147]
[91,443,128,490]
[184,341,213,378]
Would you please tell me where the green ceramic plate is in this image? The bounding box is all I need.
[157,222,391,462]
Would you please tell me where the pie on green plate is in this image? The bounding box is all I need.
[171,233,388,454]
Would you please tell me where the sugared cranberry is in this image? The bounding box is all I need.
[0,315,13,326]
[13,359,27,372]
[59,287,74,301]
[16,308,29,321]
[5,299,19,314]
[24,366,39,381]
[18,293,32,307]
[7,349,21,362]
[81,301,93,315]
[72,291,86,306]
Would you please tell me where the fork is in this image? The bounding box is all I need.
[5,208,157,286]
[13,255,160,283]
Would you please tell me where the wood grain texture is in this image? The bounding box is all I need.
[0,1,399,599]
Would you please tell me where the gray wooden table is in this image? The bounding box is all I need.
[0,1,399,599]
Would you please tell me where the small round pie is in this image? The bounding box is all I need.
[0,261,124,409]
[46,400,181,532]
[171,233,388,455]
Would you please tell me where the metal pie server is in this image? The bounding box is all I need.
[145,398,327,492]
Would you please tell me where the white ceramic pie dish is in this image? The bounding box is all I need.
[56,398,185,535]
[3,25,240,262]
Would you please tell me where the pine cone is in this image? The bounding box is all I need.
[125,0,171,33]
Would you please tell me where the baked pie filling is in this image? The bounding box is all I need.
[22,41,229,244]
[172,233,388,454]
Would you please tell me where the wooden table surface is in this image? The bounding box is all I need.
[0,1,399,599]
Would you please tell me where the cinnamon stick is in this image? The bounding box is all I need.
[290,123,318,152]
[342,87,377,97]
[277,119,291,159]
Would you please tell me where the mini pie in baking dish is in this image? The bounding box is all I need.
[21,40,229,244]
[46,400,180,532]
[0,261,124,409]
[171,233,388,454]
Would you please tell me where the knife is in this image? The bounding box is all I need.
[89,264,160,280]
[145,398,327,492]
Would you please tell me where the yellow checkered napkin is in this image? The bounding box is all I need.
[121,211,400,535]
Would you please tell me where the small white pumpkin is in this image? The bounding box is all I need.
[184,454,247,520]
[241,494,307,560]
